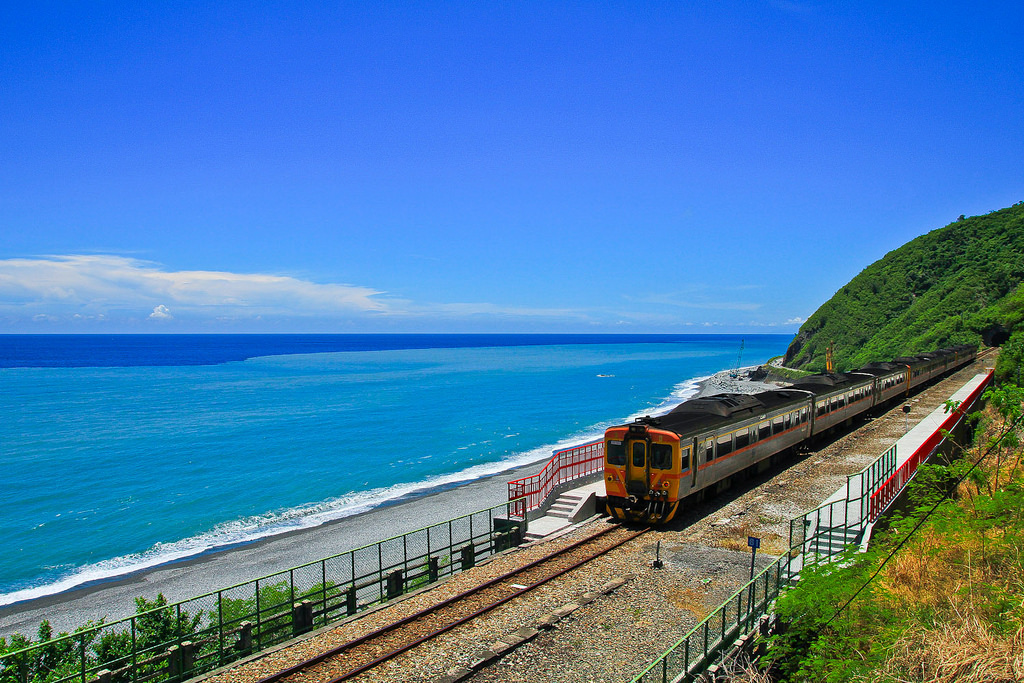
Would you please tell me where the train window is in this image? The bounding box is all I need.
[772,416,785,434]
[632,441,646,468]
[607,441,626,466]
[784,413,792,430]
[758,421,771,440]
[717,433,733,457]
[735,430,749,450]
[698,440,711,463]
[651,443,673,470]
[680,447,691,473]
[801,407,809,422]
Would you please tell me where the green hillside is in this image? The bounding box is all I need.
[784,201,1024,374]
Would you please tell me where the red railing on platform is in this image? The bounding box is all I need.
[868,370,993,521]
[507,439,605,519]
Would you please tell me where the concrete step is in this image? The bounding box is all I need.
[545,492,585,519]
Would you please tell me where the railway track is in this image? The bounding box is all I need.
[254,524,646,683]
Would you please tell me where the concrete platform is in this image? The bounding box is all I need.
[522,478,607,542]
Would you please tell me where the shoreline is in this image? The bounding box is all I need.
[0,454,549,637]
[0,365,781,638]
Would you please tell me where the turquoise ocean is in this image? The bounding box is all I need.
[0,334,789,605]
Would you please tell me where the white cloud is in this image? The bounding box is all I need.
[0,253,790,332]
[0,254,598,330]
[0,255,390,321]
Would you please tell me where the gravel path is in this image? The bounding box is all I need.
[202,358,992,683]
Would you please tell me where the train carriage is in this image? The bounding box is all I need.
[855,361,910,407]
[895,355,932,390]
[787,372,875,437]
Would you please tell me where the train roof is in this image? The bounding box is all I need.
[856,361,904,376]
[630,388,811,437]
[787,371,873,395]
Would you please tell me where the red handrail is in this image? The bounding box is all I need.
[868,371,992,521]
[507,439,605,519]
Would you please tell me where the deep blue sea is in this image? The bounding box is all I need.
[0,334,789,604]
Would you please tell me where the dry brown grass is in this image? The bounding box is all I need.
[716,521,786,555]
[721,659,774,682]
[666,585,710,616]
[875,527,981,613]
[875,617,1024,682]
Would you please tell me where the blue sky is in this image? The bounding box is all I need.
[1,2,1021,334]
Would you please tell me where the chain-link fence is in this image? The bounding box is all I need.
[0,500,525,683]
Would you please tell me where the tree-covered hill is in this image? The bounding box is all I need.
[784,201,1024,374]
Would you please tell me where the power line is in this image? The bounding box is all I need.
[821,408,1023,627]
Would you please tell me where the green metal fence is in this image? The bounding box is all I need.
[632,554,794,683]
[0,500,525,683]
[631,444,899,683]
[788,444,897,561]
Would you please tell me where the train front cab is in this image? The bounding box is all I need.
[604,421,688,523]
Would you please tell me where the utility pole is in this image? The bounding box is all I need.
[730,339,745,378]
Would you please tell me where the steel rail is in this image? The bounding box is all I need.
[255,524,645,683]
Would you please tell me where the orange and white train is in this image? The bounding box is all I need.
[603,345,977,523]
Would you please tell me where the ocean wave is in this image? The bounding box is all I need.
[0,371,708,608]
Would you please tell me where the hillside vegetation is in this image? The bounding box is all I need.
[760,380,1024,682]
[785,201,1024,375]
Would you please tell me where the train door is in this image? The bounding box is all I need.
[691,438,701,487]
[625,438,649,498]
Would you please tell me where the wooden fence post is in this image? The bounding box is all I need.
[346,586,357,616]
[460,544,475,571]
[291,600,313,636]
[237,621,253,653]
[386,570,404,600]
[180,641,194,674]
[167,645,181,679]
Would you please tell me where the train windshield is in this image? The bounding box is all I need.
[607,440,626,466]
